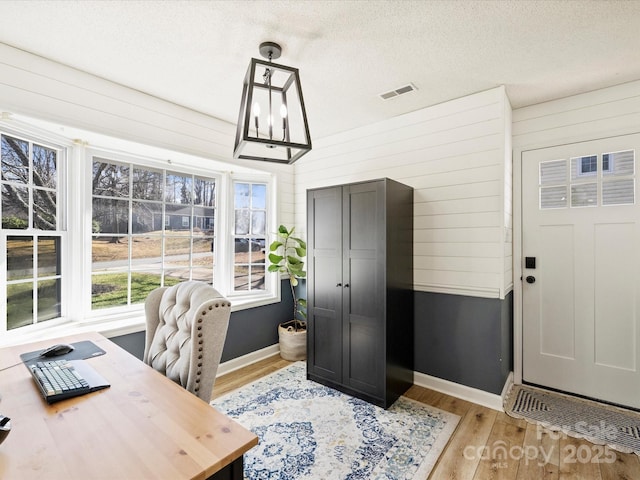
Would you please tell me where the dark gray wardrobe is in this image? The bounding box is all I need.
[306,178,414,408]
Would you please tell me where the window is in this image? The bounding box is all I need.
[1,132,63,330]
[0,121,276,334]
[91,157,216,310]
[578,155,598,176]
[233,182,267,292]
[540,150,635,210]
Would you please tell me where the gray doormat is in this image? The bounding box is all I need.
[504,384,640,455]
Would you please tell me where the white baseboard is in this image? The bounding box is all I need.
[216,343,280,377]
[501,371,514,400]
[413,371,513,412]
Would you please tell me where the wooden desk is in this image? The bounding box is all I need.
[0,332,258,480]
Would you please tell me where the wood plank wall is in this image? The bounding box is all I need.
[295,86,512,299]
[0,42,296,228]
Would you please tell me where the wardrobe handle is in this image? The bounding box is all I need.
[336,283,342,287]
[344,283,349,288]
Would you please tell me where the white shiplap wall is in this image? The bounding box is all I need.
[0,42,296,227]
[295,86,513,299]
[513,80,640,151]
[512,78,640,383]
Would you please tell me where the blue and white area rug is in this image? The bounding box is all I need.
[211,362,459,479]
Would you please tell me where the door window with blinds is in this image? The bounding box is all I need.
[539,150,635,209]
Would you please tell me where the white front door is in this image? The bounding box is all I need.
[522,134,640,408]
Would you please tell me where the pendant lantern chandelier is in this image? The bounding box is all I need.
[233,42,312,164]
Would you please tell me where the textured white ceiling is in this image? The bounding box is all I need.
[0,0,639,140]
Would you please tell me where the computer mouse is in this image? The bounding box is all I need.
[0,416,10,445]
[40,343,75,357]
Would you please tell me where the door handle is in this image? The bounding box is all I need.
[344,284,349,288]
[526,276,536,284]
[336,283,342,287]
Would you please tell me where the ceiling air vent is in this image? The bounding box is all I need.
[379,83,417,101]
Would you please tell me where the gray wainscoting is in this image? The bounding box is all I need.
[414,290,513,395]
[110,279,294,363]
[111,283,513,396]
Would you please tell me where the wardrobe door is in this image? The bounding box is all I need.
[307,186,343,382]
[342,181,385,397]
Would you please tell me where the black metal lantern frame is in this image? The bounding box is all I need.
[234,42,312,164]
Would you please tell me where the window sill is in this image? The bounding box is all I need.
[0,293,281,349]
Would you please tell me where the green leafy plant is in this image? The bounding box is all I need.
[268,225,307,331]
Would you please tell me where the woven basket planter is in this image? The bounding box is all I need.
[278,320,307,361]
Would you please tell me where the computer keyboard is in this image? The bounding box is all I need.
[29,359,93,403]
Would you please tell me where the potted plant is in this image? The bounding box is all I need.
[268,225,307,361]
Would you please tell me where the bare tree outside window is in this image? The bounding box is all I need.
[1,133,61,330]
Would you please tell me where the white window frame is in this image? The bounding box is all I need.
[225,173,278,306]
[0,119,280,345]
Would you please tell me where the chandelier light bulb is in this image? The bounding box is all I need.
[252,102,260,135]
[280,104,288,137]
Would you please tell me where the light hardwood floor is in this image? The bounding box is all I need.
[211,356,640,479]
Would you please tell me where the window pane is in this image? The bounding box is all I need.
[92,272,129,309]
[251,266,265,290]
[33,144,57,189]
[130,271,162,304]
[2,184,29,229]
[251,211,266,235]
[164,271,187,285]
[571,155,597,180]
[38,237,60,277]
[193,236,214,283]
[165,204,191,231]
[571,183,597,207]
[165,236,191,268]
[7,236,33,280]
[235,183,250,208]
[92,160,130,197]
[251,238,266,263]
[38,278,60,321]
[7,282,33,330]
[194,177,215,207]
[193,236,214,255]
[234,265,249,291]
[1,134,29,183]
[132,167,163,200]
[251,184,266,209]
[540,186,567,209]
[603,179,635,206]
[92,197,129,234]
[92,236,130,266]
[235,210,249,234]
[603,150,634,176]
[132,201,162,234]
[33,189,56,230]
[193,207,214,233]
[165,172,192,204]
[131,236,162,269]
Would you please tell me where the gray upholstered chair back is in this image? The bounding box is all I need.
[143,281,231,402]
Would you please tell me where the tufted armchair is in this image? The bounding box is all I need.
[143,281,231,402]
